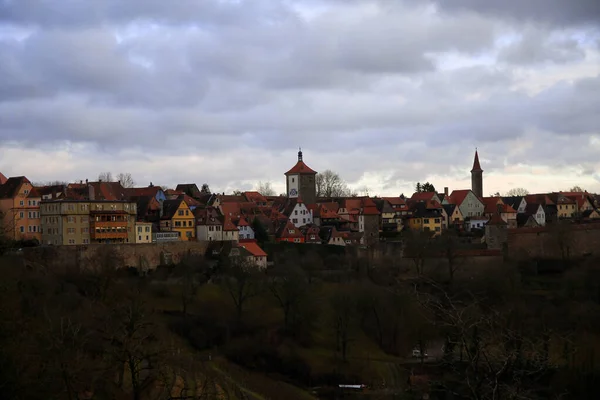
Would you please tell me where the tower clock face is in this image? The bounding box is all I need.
[289,188,298,196]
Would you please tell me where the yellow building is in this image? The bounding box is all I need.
[407,202,443,236]
[41,200,137,245]
[134,221,153,244]
[160,198,195,241]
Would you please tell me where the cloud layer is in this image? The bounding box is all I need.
[0,0,599,195]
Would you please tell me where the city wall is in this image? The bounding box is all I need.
[506,222,600,260]
[22,241,210,272]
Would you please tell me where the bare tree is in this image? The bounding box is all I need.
[32,180,68,187]
[116,173,135,188]
[403,230,433,276]
[174,255,209,317]
[256,181,276,196]
[331,287,357,362]
[316,169,353,198]
[505,187,529,196]
[98,172,114,182]
[268,262,309,331]
[437,230,464,283]
[221,260,263,323]
[569,185,585,192]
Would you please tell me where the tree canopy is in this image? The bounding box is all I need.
[505,187,529,196]
[316,169,355,197]
[415,182,436,193]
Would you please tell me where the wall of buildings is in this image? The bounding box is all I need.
[23,241,210,272]
[507,223,600,259]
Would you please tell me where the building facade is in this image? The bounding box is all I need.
[41,200,137,245]
[285,149,317,205]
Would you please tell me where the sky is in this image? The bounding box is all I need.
[0,0,599,197]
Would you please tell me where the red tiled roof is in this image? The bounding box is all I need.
[411,192,437,201]
[471,150,483,172]
[447,190,472,206]
[383,197,407,208]
[182,194,201,207]
[223,217,238,231]
[236,216,250,227]
[27,187,41,198]
[244,191,268,204]
[127,186,162,199]
[487,213,507,226]
[362,206,380,215]
[285,161,317,175]
[0,176,30,199]
[0,172,7,185]
[238,241,267,257]
[481,197,503,214]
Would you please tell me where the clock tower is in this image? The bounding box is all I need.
[285,148,317,204]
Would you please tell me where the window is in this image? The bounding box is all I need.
[185,210,189,216]
[423,219,430,224]
[67,216,75,223]
[19,200,24,206]
[434,218,440,223]
[28,226,32,232]
[178,210,184,216]
[175,221,181,227]
[145,227,150,232]
[292,218,298,223]
[294,238,301,243]
[20,226,24,233]
[289,229,295,234]
[188,221,193,226]
[146,235,149,240]
[19,212,24,219]
[28,200,31,206]
[138,236,142,241]
[138,227,142,232]
[68,228,75,234]
[294,210,298,215]
[81,216,88,223]
[310,234,316,240]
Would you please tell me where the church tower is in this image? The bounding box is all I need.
[471,149,483,198]
[285,148,317,204]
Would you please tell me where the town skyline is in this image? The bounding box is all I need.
[1,0,599,195]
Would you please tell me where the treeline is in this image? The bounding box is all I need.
[1,243,600,399]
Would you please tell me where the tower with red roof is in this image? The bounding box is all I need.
[285,148,317,204]
[471,149,483,199]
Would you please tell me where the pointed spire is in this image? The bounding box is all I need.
[298,147,303,162]
[471,149,483,172]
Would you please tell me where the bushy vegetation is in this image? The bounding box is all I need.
[1,243,600,399]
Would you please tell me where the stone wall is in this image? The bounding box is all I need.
[507,222,600,260]
[23,241,210,272]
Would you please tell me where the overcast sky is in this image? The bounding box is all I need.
[1,0,599,196]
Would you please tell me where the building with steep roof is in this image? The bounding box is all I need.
[0,176,42,241]
[285,149,317,205]
[471,149,483,198]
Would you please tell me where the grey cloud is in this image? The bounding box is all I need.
[426,0,600,27]
[498,29,586,65]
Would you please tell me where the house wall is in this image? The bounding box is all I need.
[289,203,313,227]
[239,225,255,240]
[534,205,546,226]
[41,201,137,246]
[135,222,153,244]
[0,181,42,241]
[286,174,299,198]
[557,203,576,218]
[517,199,527,214]
[422,215,443,236]
[196,225,223,241]
[485,225,507,250]
[458,191,485,218]
[223,229,239,242]
[359,214,380,246]
[298,174,316,205]
[170,201,195,241]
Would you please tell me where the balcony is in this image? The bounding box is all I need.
[90,231,128,240]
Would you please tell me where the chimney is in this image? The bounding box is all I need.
[85,179,88,184]
[444,187,449,196]
[150,182,153,187]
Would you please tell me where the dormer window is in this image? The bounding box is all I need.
[289,229,295,234]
